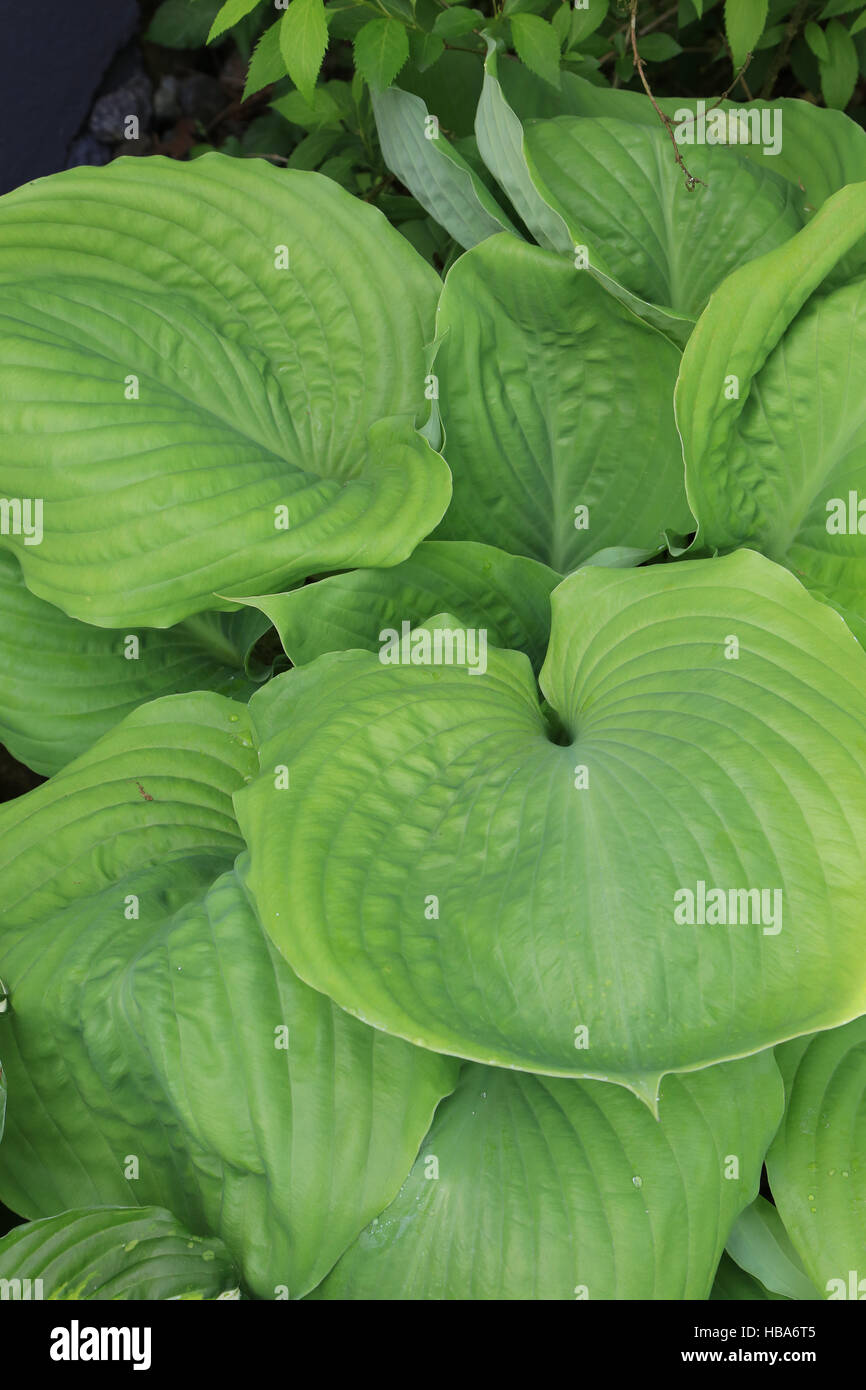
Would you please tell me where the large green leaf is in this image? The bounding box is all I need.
[0,1207,239,1301]
[0,550,271,776]
[767,1017,866,1299]
[309,1051,783,1299]
[523,117,806,317]
[548,77,866,219]
[677,184,866,640]
[236,550,866,1101]
[0,697,457,1298]
[473,47,694,346]
[0,156,449,627]
[236,540,559,672]
[431,235,692,571]
[372,87,517,250]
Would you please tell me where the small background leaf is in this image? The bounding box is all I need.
[820,20,859,109]
[353,17,410,92]
[208,0,263,44]
[510,14,562,89]
[279,0,329,104]
[724,0,769,68]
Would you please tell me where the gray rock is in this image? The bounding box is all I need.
[89,73,153,144]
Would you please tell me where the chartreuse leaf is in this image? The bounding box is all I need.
[523,117,806,317]
[0,155,448,627]
[473,45,694,345]
[509,14,561,90]
[279,0,329,104]
[677,184,866,640]
[244,18,284,98]
[353,17,409,92]
[0,1207,239,1301]
[372,87,517,249]
[235,541,559,672]
[208,0,264,45]
[0,550,270,776]
[767,1017,866,1300]
[726,1196,821,1300]
[431,235,692,571]
[236,550,866,1100]
[0,696,456,1299]
[308,1052,783,1299]
[725,0,768,68]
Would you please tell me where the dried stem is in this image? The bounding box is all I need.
[628,1,705,191]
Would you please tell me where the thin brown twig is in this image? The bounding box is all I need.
[628,1,705,190]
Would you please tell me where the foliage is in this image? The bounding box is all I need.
[2,22,866,1300]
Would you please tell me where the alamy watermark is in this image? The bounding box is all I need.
[674,880,783,936]
[0,497,42,545]
[673,101,782,158]
[379,621,488,676]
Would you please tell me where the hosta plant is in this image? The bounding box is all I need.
[0,74,866,1300]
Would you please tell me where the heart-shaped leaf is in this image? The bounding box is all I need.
[0,156,449,627]
[236,550,866,1101]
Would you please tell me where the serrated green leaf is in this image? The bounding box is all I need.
[432,6,482,39]
[272,86,344,128]
[279,0,329,104]
[725,0,769,67]
[410,30,445,72]
[353,17,410,93]
[510,13,562,88]
[0,1208,238,1300]
[208,0,264,44]
[243,16,285,98]
[309,1053,783,1299]
[236,550,866,1090]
